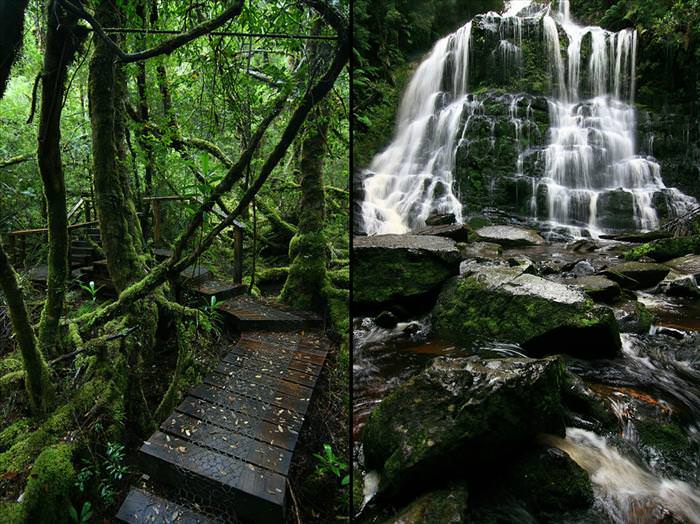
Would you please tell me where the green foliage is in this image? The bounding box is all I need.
[314,443,350,486]
[79,280,103,302]
[68,502,92,524]
[75,441,128,508]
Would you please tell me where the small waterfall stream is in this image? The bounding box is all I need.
[359,0,697,236]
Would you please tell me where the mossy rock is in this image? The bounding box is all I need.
[432,270,621,358]
[23,444,76,524]
[352,234,460,307]
[603,261,671,290]
[505,446,593,514]
[362,356,566,496]
[384,484,469,523]
[625,235,700,263]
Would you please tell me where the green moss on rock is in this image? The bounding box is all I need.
[385,484,469,523]
[362,356,566,496]
[432,272,621,358]
[625,235,700,263]
[23,443,75,524]
[505,447,593,513]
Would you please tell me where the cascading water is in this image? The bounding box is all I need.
[359,22,474,235]
[359,0,697,236]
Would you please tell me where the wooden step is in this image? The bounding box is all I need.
[153,247,174,261]
[175,396,300,451]
[218,296,307,332]
[138,431,286,524]
[160,411,293,475]
[179,265,213,286]
[186,280,247,301]
[116,486,217,523]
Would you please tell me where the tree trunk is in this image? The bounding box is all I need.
[280,24,333,312]
[0,242,51,414]
[0,0,29,98]
[89,0,146,292]
[36,0,84,356]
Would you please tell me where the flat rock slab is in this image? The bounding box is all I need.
[353,235,460,305]
[353,234,461,262]
[475,225,545,247]
[116,487,217,523]
[433,266,621,358]
[218,296,310,331]
[459,241,502,260]
[129,329,330,524]
[665,255,700,279]
[603,261,671,290]
[412,224,470,242]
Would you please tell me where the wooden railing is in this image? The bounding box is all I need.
[143,195,245,283]
[4,195,245,284]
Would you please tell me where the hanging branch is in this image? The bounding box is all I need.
[59,0,243,63]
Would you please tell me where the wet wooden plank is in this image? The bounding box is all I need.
[186,280,246,300]
[202,373,311,416]
[187,384,303,434]
[161,412,292,475]
[175,396,299,451]
[216,359,318,389]
[116,487,217,524]
[139,432,286,523]
[218,296,306,331]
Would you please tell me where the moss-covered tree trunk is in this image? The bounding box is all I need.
[280,99,331,311]
[89,0,157,432]
[0,0,52,416]
[89,0,147,292]
[0,242,51,414]
[36,0,85,356]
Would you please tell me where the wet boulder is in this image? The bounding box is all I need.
[425,213,457,226]
[413,223,471,242]
[433,269,621,358]
[614,300,653,334]
[665,254,700,281]
[572,275,621,303]
[362,356,566,495]
[353,235,461,307]
[503,446,594,513]
[602,261,671,290]
[383,484,468,524]
[475,225,545,247]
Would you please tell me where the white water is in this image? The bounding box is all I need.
[360,0,697,236]
[545,428,700,524]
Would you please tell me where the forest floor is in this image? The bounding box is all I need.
[0,274,349,522]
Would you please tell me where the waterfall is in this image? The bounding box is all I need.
[359,0,697,236]
[360,22,473,235]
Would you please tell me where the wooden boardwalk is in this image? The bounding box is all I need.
[117,299,328,524]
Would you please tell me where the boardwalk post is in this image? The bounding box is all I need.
[233,226,243,284]
[153,199,162,246]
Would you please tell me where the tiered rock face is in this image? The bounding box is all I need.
[359,1,697,237]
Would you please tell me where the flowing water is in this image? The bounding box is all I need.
[359,0,697,236]
[354,242,700,521]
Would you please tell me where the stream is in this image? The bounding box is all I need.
[353,242,700,523]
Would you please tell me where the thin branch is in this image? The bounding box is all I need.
[0,154,34,168]
[60,0,243,63]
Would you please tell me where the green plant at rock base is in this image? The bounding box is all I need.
[68,501,92,524]
[75,441,128,508]
[79,280,103,302]
[314,443,350,486]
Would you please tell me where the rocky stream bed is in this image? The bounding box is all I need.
[352,223,700,524]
